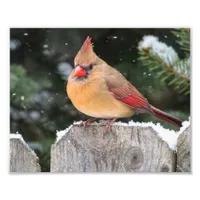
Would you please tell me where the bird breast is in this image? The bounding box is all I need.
[67,76,134,118]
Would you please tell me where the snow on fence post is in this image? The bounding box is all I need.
[50,121,191,172]
[9,121,190,172]
[10,134,41,172]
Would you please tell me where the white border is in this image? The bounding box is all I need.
[0,0,199,200]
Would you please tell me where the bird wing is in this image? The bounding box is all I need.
[104,66,152,113]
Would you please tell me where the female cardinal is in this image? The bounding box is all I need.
[67,36,182,132]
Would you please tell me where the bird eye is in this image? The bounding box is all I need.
[85,64,93,70]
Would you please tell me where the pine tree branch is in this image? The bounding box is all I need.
[140,49,190,81]
[138,35,190,95]
[171,28,190,55]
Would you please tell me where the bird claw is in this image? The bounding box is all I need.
[81,118,97,129]
[81,118,117,134]
[103,126,111,134]
[103,118,117,134]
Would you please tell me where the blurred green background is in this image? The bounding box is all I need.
[10,28,190,172]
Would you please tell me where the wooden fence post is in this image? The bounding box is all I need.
[9,121,190,172]
[176,126,191,172]
[10,134,41,172]
[51,123,178,172]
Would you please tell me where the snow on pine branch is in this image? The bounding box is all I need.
[175,58,190,79]
[138,35,179,66]
[138,35,190,80]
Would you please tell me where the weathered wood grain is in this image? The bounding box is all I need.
[176,126,191,172]
[51,124,176,172]
[10,134,41,172]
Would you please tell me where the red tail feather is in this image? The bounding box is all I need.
[151,106,182,127]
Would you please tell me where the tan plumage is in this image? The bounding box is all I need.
[67,36,182,132]
[67,63,134,118]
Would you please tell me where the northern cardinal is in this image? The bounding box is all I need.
[67,36,182,132]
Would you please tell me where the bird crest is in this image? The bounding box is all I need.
[74,36,97,66]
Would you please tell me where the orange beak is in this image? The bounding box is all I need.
[74,65,86,77]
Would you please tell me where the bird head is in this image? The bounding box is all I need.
[73,36,102,78]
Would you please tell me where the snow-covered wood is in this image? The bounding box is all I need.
[51,122,179,172]
[10,134,41,172]
[9,121,190,173]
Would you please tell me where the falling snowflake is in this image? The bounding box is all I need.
[43,44,48,48]
[21,96,25,101]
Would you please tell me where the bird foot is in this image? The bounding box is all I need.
[103,118,117,134]
[81,118,97,129]
[81,118,117,133]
